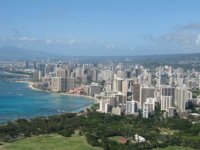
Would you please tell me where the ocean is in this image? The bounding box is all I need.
[0,72,93,122]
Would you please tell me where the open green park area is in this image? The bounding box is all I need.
[1,136,195,150]
[0,132,102,150]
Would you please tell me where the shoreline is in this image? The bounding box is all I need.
[25,82,97,113]
[0,77,96,122]
[57,93,97,101]
[16,80,97,102]
[1,71,96,102]
[24,81,97,102]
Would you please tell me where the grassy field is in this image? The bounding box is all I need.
[154,146,195,150]
[0,132,102,150]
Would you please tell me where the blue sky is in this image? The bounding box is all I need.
[0,0,200,56]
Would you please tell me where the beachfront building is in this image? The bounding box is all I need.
[51,77,67,92]
[89,82,102,96]
[66,77,76,91]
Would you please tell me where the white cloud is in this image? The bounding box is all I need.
[11,36,36,42]
[105,44,115,49]
[45,39,77,45]
[142,23,200,53]
[68,39,75,45]
[45,39,52,44]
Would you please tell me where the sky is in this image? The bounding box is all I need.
[0,0,200,56]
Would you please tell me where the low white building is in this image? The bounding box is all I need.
[135,134,145,143]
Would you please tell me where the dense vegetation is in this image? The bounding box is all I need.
[0,105,200,150]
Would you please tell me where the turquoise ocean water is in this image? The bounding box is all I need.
[0,72,93,122]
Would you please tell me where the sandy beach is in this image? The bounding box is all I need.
[21,80,97,112]
[24,80,98,102]
[51,92,97,102]
[62,93,97,102]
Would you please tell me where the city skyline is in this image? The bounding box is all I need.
[1,1,200,149]
[0,0,200,56]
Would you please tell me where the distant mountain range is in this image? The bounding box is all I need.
[0,47,57,60]
[1,46,200,61]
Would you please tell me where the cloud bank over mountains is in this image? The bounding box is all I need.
[0,23,200,56]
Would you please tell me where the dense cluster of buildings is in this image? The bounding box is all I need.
[32,62,102,97]
[97,65,195,118]
[2,60,200,118]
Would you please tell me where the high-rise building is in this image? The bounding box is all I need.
[160,73,169,85]
[115,92,125,108]
[66,77,75,91]
[132,84,140,102]
[92,68,98,82]
[56,68,68,78]
[176,73,183,86]
[143,98,155,118]
[99,99,109,113]
[36,63,46,77]
[161,96,173,111]
[146,73,152,86]
[126,100,138,114]
[161,85,175,106]
[89,82,102,96]
[51,77,67,92]
[117,70,125,78]
[45,64,54,76]
[175,86,188,112]
[113,74,123,92]
[122,80,129,99]
[108,95,118,107]
[75,67,82,78]
[101,70,114,81]
[33,70,40,82]
[140,86,155,108]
